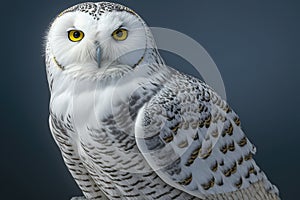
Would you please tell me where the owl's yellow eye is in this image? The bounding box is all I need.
[112,28,128,41]
[68,30,84,42]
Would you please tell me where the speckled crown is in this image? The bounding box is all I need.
[58,2,136,20]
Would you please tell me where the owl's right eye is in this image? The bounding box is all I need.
[68,30,84,42]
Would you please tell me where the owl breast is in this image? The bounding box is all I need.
[48,69,198,199]
[50,75,157,173]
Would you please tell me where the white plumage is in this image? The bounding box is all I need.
[45,2,280,199]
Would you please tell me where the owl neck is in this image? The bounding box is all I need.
[47,46,171,95]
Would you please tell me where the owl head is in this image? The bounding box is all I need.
[46,2,162,79]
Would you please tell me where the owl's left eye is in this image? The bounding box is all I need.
[112,28,128,41]
[68,30,84,42]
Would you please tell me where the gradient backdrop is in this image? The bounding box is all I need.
[1,0,299,199]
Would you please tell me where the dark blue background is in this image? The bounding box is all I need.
[1,0,299,199]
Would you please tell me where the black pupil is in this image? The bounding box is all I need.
[73,31,81,38]
[116,30,123,37]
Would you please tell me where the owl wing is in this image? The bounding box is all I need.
[135,69,278,198]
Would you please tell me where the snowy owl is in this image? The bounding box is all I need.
[45,2,280,200]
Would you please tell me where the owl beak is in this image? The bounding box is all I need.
[96,46,101,68]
